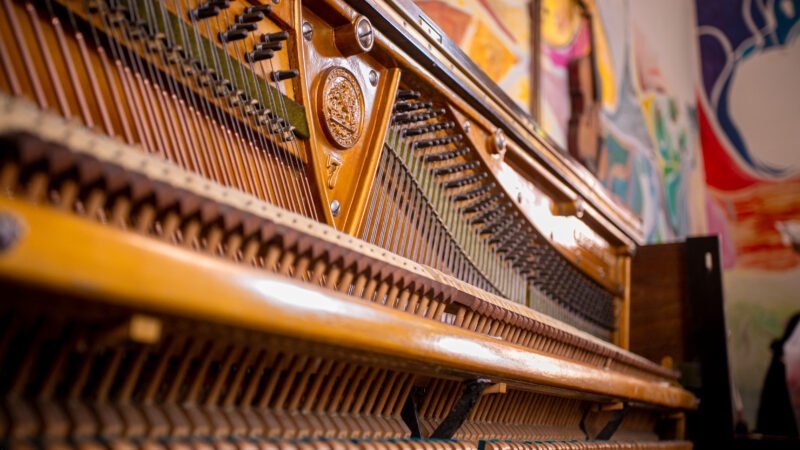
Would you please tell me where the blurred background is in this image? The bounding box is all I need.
[415,0,800,434]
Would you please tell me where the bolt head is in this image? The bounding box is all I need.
[330,199,341,217]
[368,70,378,86]
[302,21,313,41]
[491,129,507,160]
[354,16,374,52]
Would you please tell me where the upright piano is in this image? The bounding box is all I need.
[0,1,696,449]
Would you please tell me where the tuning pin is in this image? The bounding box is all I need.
[245,103,264,117]
[229,90,246,106]
[270,70,299,82]
[454,184,494,203]
[394,101,432,113]
[415,134,462,149]
[196,69,216,87]
[125,23,147,41]
[105,9,126,26]
[246,5,272,15]
[265,118,286,133]
[261,31,289,43]
[179,63,195,77]
[242,98,261,115]
[402,121,454,137]
[443,172,487,189]
[393,108,446,125]
[256,41,283,52]
[246,49,274,63]
[237,11,265,23]
[396,90,421,101]
[431,161,480,177]
[212,79,233,97]
[254,111,272,125]
[189,5,219,20]
[164,49,181,65]
[423,147,470,163]
[204,0,230,9]
[146,34,167,53]
[219,27,250,42]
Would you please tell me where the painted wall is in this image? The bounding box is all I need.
[418,0,708,242]
[588,0,707,242]
[695,0,800,427]
[416,0,533,110]
[418,0,800,427]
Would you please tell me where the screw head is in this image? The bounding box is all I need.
[330,199,341,217]
[302,21,313,41]
[0,212,21,253]
[354,16,374,52]
[463,120,471,132]
[368,70,378,86]
[492,129,507,160]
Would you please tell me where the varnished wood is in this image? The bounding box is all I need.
[0,0,694,446]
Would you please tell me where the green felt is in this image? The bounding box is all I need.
[126,0,309,138]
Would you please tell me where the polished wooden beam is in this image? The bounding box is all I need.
[0,197,696,410]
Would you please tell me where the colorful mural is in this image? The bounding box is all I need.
[419,0,707,242]
[416,0,532,109]
[418,0,800,428]
[584,0,707,242]
[538,0,591,149]
[695,0,800,427]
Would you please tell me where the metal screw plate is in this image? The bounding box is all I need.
[0,212,22,253]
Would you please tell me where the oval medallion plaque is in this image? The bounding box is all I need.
[319,67,364,149]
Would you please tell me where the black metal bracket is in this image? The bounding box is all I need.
[580,401,630,440]
[595,402,630,440]
[401,387,423,438]
[430,378,491,439]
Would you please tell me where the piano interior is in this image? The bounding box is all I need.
[0,0,698,449]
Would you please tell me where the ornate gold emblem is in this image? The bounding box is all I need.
[319,67,364,149]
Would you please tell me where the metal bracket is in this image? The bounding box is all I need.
[580,401,630,440]
[430,378,491,439]
[401,387,423,438]
[402,379,503,438]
